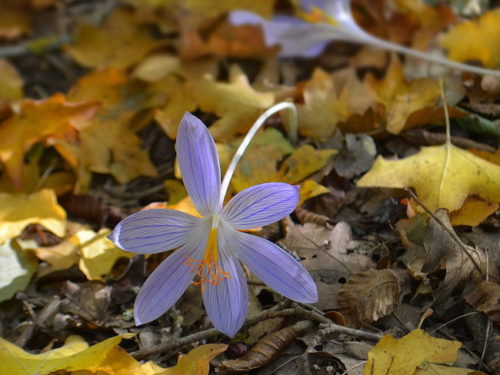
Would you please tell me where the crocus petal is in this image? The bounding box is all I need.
[176,113,221,216]
[229,10,333,57]
[230,229,318,303]
[222,183,299,229]
[108,209,202,254]
[202,239,248,337]
[134,228,209,325]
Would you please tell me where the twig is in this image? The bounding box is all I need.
[0,35,72,58]
[401,129,496,153]
[404,188,484,277]
[131,306,382,359]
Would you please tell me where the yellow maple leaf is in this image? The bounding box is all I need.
[66,68,158,191]
[439,8,500,68]
[363,329,479,375]
[0,189,66,243]
[298,68,372,141]
[364,58,440,134]
[77,228,135,281]
[158,344,228,375]
[357,144,500,224]
[65,8,167,69]
[0,94,98,189]
[190,64,274,141]
[0,334,163,375]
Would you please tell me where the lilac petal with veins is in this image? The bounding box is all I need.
[176,112,221,216]
[222,183,299,230]
[134,226,209,325]
[108,208,202,254]
[231,229,318,303]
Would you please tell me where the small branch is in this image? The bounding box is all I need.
[0,35,72,58]
[131,306,383,359]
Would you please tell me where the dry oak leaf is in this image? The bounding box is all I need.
[190,64,274,141]
[0,333,164,375]
[465,281,500,325]
[298,68,373,141]
[363,329,483,375]
[364,58,440,134]
[65,8,167,69]
[439,8,500,68]
[0,189,66,243]
[357,144,500,221]
[0,94,98,189]
[67,68,158,191]
[337,269,400,327]
[158,344,228,375]
[422,209,486,305]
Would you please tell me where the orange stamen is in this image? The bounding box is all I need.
[185,228,231,290]
[298,6,338,26]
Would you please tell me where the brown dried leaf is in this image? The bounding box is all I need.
[337,269,400,327]
[422,209,486,305]
[220,321,313,373]
[280,221,373,311]
[465,281,500,325]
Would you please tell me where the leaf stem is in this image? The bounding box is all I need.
[218,102,297,209]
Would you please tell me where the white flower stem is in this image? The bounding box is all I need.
[218,102,298,209]
[364,35,500,77]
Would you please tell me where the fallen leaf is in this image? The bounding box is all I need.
[357,144,500,219]
[422,209,485,305]
[298,180,330,205]
[415,363,485,375]
[0,240,37,302]
[67,68,159,191]
[158,343,228,375]
[449,197,498,226]
[337,269,400,327]
[77,228,135,281]
[191,64,274,141]
[465,281,500,325]
[333,133,376,178]
[439,8,500,68]
[280,221,373,311]
[65,8,167,69]
[0,189,66,243]
[364,58,440,134]
[179,21,277,59]
[0,94,98,189]
[298,68,372,141]
[0,333,163,375]
[154,74,197,139]
[363,329,462,375]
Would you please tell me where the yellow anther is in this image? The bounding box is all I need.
[185,228,231,290]
[298,6,339,26]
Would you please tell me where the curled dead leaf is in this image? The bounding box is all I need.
[465,281,500,325]
[338,269,400,327]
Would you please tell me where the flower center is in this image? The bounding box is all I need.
[185,227,231,289]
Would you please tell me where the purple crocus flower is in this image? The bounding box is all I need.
[230,0,500,76]
[109,113,317,337]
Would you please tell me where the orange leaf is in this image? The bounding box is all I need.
[0,94,98,189]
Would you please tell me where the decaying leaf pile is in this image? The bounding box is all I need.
[0,0,499,374]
